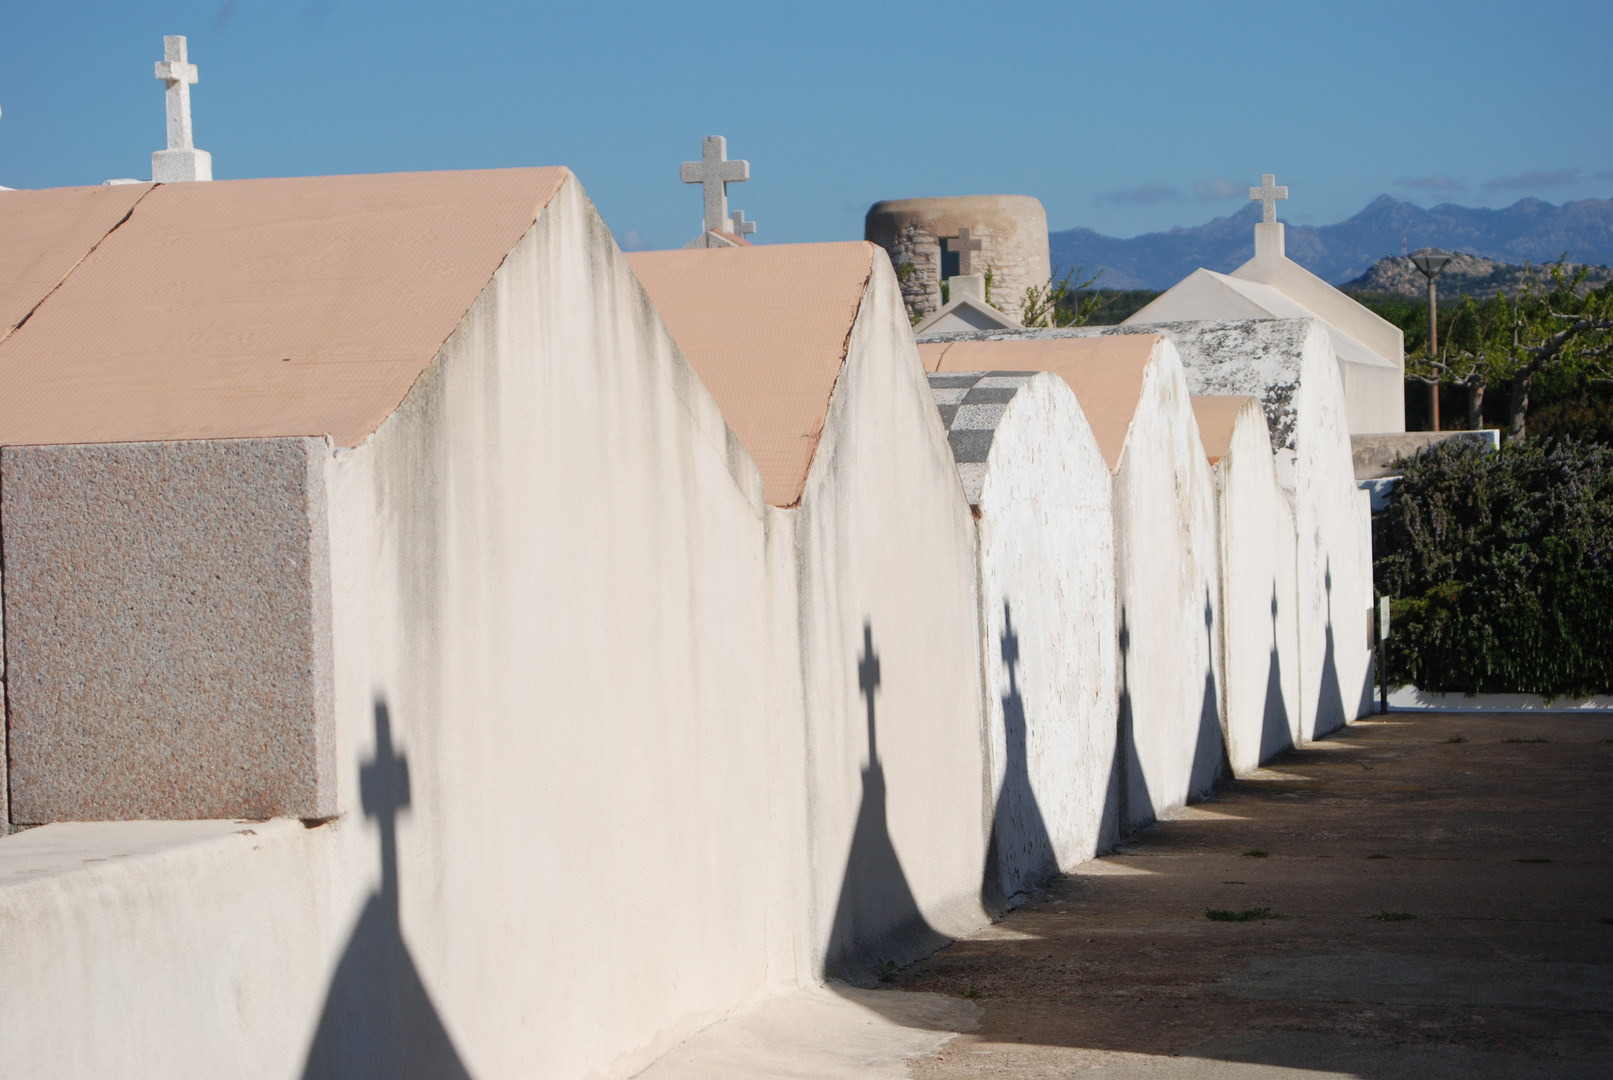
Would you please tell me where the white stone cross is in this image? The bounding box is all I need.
[681,136,750,234]
[152,36,211,182]
[730,209,756,238]
[1249,174,1288,223]
[946,227,984,277]
[155,36,198,151]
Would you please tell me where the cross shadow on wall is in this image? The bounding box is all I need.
[1101,609,1153,840]
[300,700,472,1080]
[1260,586,1295,761]
[824,623,946,988]
[1190,590,1231,797]
[980,602,1057,913]
[1312,562,1347,739]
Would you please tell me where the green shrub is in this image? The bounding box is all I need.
[1374,439,1613,697]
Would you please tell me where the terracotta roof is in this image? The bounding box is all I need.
[917,335,1162,471]
[0,183,153,344]
[627,242,874,506]
[1189,395,1254,465]
[0,168,568,447]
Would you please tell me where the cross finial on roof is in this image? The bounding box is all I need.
[730,209,756,238]
[155,36,198,151]
[945,226,984,277]
[152,36,211,182]
[1249,174,1288,223]
[680,136,750,234]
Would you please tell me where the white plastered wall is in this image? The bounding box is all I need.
[790,256,989,980]
[1290,323,1377,737]
[1211,399,1301,775]
[0,175,994,1079]
[975,374,1117,896]
[1124,265,1406,435]
[1109,340,1225,832]
[320,172,794,1080]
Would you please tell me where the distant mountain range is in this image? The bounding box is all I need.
[1342,250,1613,299]
[1048,195,1613,289]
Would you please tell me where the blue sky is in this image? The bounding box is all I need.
[2,1,1610,250]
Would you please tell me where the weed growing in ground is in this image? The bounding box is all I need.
[1361,763,1375,770]
[1516,857,1553,863]
[1444,734,1467,744]
[958,983,983,998]
[1371,911,1416,921]
[1242,849,1270,858]
[1206,907,1281,922]
[1503,737,1548,743]
[1366,853,1390,859]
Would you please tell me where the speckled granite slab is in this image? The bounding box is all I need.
[2,438,334,822]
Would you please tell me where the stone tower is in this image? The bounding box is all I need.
[864,195,1050,322]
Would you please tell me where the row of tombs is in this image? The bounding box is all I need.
[0,169,1373,1078]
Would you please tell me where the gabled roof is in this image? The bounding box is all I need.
[912,294,1020,335]
[1189,394,1255,465]
[627,242,874,507]
[1124,268,1396,378]
[1123,223,1402,371]
[0,168,569,447]
[916,335,1162,472]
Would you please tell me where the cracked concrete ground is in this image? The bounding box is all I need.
[873,710,1613,1077]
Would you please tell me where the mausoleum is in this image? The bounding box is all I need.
[1126,176,1406,435]
[865,194,1051,324]
[919,335,1227,832]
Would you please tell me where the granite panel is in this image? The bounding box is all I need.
[2,438,334,821]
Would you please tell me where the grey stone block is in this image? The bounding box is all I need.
[1350,430,1498,480]
[2,438,334,822]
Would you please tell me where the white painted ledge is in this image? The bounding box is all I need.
[1389,686,1613,712]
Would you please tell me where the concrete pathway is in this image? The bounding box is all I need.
[883,710,1613,1077]
[639,711,1612,1077]
[635,715,1606,1076]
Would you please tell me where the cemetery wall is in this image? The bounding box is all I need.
[0,821,335,1078]
[788,257,991,980]
[318,173,802,1078]
[1110,340,1228,830]
[1205,398,1303,774]
[920,321,1379,738]
[973,373,1118,896]
[1117,319,1374,737]
[0,175,997,1079]
[1287,327,1378,737]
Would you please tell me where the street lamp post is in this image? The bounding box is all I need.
[1409,251,1453,431]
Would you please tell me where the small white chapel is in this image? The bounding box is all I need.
[1125,176,1406,434]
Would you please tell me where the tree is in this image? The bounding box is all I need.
[1020,265,1103,328]
[1388,259,1613,439]
[1501,262,1613,439]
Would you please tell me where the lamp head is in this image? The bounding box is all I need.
[1409,252,1452,279]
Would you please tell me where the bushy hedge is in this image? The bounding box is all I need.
[1373,439,1613,697]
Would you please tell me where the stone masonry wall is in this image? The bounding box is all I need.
[865,195,1052,324]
